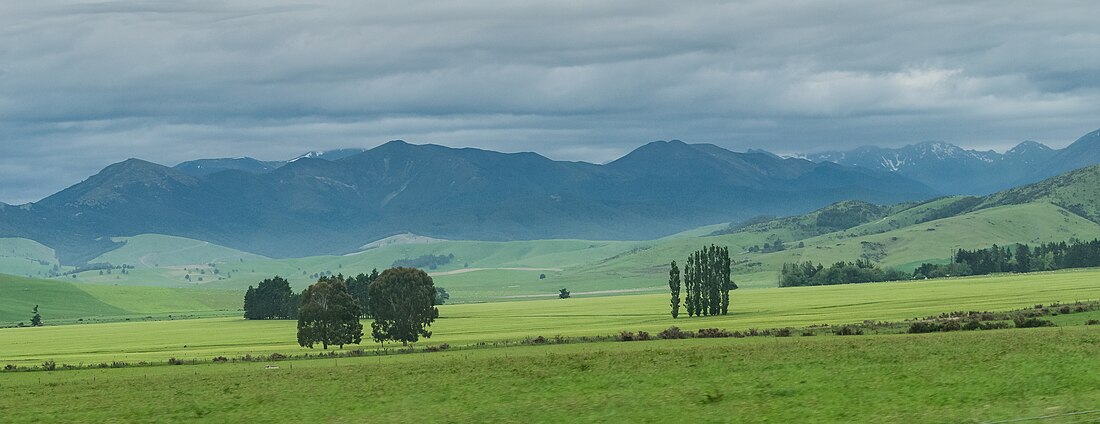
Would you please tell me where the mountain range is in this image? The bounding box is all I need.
[799,128,1100,194]
[6,128,1100,265]
[0,141,934,263]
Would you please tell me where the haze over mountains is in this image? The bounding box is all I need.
[800,129,1100,194]
[4,127,1100,266]
[1,140,932,263]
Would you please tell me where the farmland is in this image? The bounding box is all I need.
[5,268,1100,366]
[2,324,1099,422]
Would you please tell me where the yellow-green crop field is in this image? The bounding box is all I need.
[4,268,1100,366]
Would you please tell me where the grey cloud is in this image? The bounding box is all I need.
[2,0,1100,203]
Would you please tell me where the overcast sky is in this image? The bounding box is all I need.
[2,1,1099,204]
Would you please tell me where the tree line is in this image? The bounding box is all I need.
[913,239,1100,279]
[668,245,737,318]
[779,259,908,287]
[243,268,445,349]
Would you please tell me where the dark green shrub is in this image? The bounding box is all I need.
[775,328,792,337]
[1013,317,1055,328]
[658,326,691,339]
[834,326,863,336]
[696,328,733,338]
[42,360,57,371]
[1087,319,1100,326]
[942,320,962,332]
[907,321,942,334]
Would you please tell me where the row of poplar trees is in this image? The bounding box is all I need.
[668,245,737,318]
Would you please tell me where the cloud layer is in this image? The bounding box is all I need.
[2,1,1100,203]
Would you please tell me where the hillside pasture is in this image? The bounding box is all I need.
[4,268,1100,366]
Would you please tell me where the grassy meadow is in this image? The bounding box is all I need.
[0,274,240,326]
[5,268,1100,366]
[2,326,1099,423]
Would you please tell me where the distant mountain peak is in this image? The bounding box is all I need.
[1006,140,1053,156]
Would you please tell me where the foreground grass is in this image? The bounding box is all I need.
[4,269,1100,365]
[2,328,1099,423]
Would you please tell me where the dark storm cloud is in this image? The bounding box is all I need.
[2,1,1099,203]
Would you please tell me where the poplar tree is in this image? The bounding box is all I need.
[669,261,681,318]
[684,254,696,317]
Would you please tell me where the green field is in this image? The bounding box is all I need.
[2,321,1099,422]
[5,268,1100,366]
[5,265,1100,422]
[0,274,240,326]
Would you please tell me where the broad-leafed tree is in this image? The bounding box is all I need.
[297,276,363,349]
[368,268,440,346]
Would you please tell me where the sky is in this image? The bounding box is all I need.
[2,1,1100,204]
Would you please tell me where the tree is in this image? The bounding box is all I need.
[296,276,363,349]
[368,268,440,346]
[684,254,696,317]
[30,305,42,327]
[434,287,450,305]
[244,276,295,320]
[677,245,734,317]
[558,288,571,299]
[346,269,379,317]
[1014,244,1031,273]
[669,261,681,318]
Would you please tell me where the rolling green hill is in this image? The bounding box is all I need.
[18,164,1100,303]
[91,234,267,267]
[0,274,239,326]
[0,238,67,278]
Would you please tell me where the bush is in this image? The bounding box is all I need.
[269,353,286,361]
[696,328,733,338]
[3,364,16,371]
[801,331,815,337]
[941,320,961,332]
[907,321,942,334]
[636,331,651,341]
[424,343,450,352]
[833,326,863,336]
[1014,317,1055,328]
[1087,319,1100,326]
[212,356,229,363]
[42,360,57,371]
[168,357,185,365]
[658,326,692,339]
[775,328,792,337]
[1059,306,1072,314]
[617,331,636,342]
